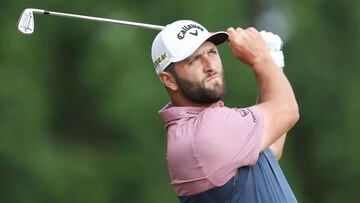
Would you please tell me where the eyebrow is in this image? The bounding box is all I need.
[192,53,202,61]
[186,46,217,63]
[184,53,201,64]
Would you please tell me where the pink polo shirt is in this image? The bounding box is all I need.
[159,101,264,196]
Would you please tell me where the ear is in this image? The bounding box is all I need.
[159,71,178,91]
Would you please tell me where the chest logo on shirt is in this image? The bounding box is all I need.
[186,111,199,115]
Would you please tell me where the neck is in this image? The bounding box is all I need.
[170,92,215,107]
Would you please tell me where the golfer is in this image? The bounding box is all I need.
[151,20,299,203]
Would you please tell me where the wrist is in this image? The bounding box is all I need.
[252,54,277,71]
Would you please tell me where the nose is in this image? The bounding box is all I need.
[202,55,216,73]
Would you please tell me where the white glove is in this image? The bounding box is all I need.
[260,31,284,68]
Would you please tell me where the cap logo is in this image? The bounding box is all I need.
[177,24,204,40]
[190,30,198,36]
[154,52,168,68]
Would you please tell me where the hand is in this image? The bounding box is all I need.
[226,27,272,68]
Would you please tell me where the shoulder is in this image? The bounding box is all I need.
[198,105,263,126]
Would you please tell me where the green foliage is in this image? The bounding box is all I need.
[1,0,359,202]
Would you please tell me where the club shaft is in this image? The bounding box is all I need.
[31,9,165,30]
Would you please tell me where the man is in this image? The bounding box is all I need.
[151,20,299,202]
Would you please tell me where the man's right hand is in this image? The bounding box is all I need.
[226,27,274,68]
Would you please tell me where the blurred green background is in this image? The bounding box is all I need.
[1,0,359,202]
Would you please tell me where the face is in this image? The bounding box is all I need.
[171,41,226,104]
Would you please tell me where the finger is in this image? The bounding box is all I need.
[226,27,236,36]
[247,27,258,33]
[235,27,244,34]
[226,27,237,42]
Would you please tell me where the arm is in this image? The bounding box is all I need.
[269,134,287,160]
[227,27,299,153]
[256,94,287,161]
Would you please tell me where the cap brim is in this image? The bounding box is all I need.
[171,31,229,63]
[207,31,229,45]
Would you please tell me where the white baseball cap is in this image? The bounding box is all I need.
[151,20,229,74]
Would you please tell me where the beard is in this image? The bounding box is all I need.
[172,71,226,104]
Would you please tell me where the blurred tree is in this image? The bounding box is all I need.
[1,0,359,202]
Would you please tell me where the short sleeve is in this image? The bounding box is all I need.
[193,105,264,185]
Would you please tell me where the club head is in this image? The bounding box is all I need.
[17,9,35,34]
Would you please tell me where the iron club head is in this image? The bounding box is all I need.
[17,9,35,34]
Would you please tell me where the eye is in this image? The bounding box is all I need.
[189,56,200,65]
[209,49,218,55]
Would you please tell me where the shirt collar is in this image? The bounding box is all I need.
[159,101,224,123]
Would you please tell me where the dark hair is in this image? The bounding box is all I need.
[164,63,175,74]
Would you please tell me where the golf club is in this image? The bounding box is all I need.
[17,8,165,34]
